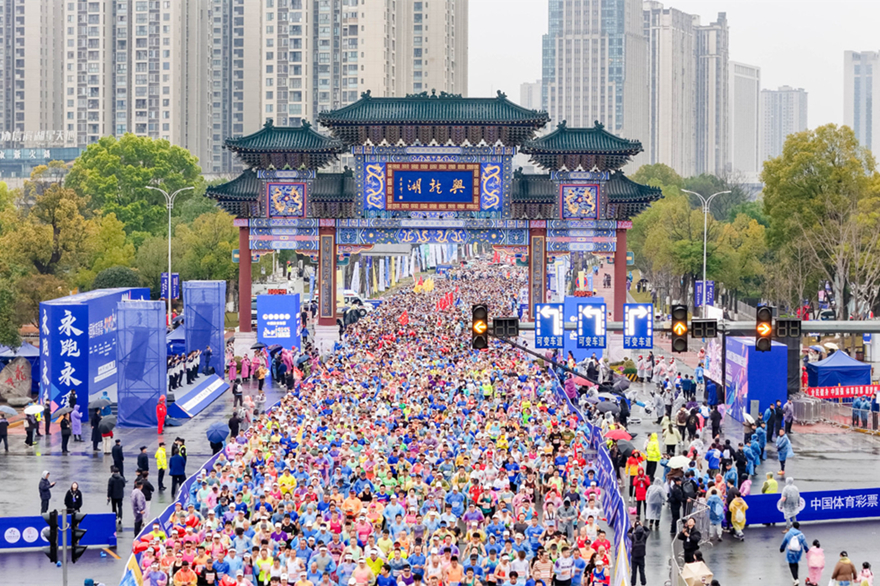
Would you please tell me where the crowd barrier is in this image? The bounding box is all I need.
[549,370,631,586]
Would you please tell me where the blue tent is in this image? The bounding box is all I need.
[0,342,41,395]
[806,350,871,388]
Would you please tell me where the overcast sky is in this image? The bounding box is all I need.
[468,0,880,129]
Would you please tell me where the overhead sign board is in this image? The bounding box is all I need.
[577,302,607,348]
[535,303,564,349]
[624,303,653,349]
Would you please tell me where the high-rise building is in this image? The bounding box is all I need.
[542,0,649,163]
[844,50,880,152]
[0,0,64,142]
[694,12,729,176]
[761,85,808,163]
[643,1,695,177]
[519,80,542,110]
[728,61,760,182]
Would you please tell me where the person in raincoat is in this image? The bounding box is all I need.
[754,421,767,460]
[644,478,665,532]
[706,487,724,542]
[779,477,802,530]
[761,472,778,494]
[776,429,794,475]
[71,404,83,442]
[644,433,662,480]
[780,522,809,586]
[805,540,825,586]
[728,494,748,540]
[156,396,167,435]
[632,468,650,519]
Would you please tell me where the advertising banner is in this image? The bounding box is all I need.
[725,337,787,422]
[807,385,880,399]
[744,487,880,524]
[257,294,302,351]
[0,512,118,551]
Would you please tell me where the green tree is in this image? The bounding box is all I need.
[681,174,749,222]
[0,269,21,348]
[92,266,141,290]
[631,163,684,191]
[175,211,239,282]
[64,134,202,235]
[134,235,184,298]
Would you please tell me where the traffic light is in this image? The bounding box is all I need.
[492,317,519,339]
[70,511,87,563]
[691,319,718,339]
[671,305,688,353]
[756,306,773,352]
[776,318,802,339]
[41,510,58,564]
[472,304,489,349]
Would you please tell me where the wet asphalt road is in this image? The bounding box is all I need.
[0,378,283,586]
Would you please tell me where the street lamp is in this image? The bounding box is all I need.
[145,185,194,327]
[681,189,730,313]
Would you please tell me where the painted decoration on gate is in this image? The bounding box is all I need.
[480,163,502,211]
[560,184,599,219]
[363,163,387,211]
[385,163,481,211]
[266,182,307,217]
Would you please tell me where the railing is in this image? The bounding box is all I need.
[736,299,756,319]
[666,502,710,586]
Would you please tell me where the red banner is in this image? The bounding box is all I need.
[807,385,880,399]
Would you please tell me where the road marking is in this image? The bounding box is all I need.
[103,548,120,559]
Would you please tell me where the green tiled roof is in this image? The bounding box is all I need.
[511,173,555,203]
[225,119,344,153]
[522,120,643,154]
[604,172,663,218]
[205,169,261,200]
[318,90,549,127]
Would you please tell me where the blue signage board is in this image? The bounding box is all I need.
[0,512,118,551]
[386,163,481,211]
[695,280,715,307]
[744,488,880,525]
[535,303,565,349]
[865,334,872,343]
[257,294,302,351]
[563,296,603,362]
[160,272,180,300]
[624,303,654,349]
[576,303,607,348]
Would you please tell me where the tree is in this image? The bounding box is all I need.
[631,163,683,191]
[92,266,141,290]
[175,211,239,283]
[134,235,184,298]
[0,275,21,348]
[13,273,68,327]
[681,174,749,222]
[64,134,202,235]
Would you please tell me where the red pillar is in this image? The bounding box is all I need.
[613,228,627,321]
[317,226,337,327]
[238,225,252,333]
[528,227,547,321]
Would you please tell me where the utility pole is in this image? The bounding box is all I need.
[681,189,730,315]
[145,185,194,328]
[61,509,68,586]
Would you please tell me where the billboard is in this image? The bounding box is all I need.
[40,287,150,409]
[725,337,787,423]
[705,338,723,382]
[257,294,302,351]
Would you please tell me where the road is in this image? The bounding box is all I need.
[0,377,284,586]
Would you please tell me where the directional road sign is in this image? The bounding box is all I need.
[623,303,653,349]
[577,303,607,348]
[535,303,564,348]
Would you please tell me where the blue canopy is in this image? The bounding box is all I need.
[0,342,41,395]
[806,350,871,388]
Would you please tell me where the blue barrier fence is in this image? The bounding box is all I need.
[744,487,880,524]
[0,512,118,551]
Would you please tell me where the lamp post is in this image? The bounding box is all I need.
[146,185,194,327]
[681,189,730,314]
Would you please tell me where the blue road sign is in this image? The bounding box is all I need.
[624,303,654,349]
[160,272,180,300]
[576,303,607,348]
[695,280,715,307]
[535,303,565,348]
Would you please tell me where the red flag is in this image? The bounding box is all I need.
[493,250,500,263]
[417,277,424,286]
[398,311,409,326]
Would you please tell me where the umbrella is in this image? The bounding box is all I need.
[250,342,267,350]
[613,379,630,392]
[809,345,823,352]
[268,345,283,356]
[604,429,632,441]
[598,392,617,400]
[743,410,755,424]
[54,406,74,416]
[667,455,691,469]
[596,401,620,414]
[584,396,600,404]
[24,404,43,415]
[572,376,594,387]
[824,342,839,350]
[97,415,117,433]
[617,439,635,457]
[0,405,17,416]
[206,422,229,444]
[89,398,111,409]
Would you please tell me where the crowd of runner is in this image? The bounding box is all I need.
[133,264,622,586]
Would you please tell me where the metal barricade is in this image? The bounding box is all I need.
[666,503,710,586]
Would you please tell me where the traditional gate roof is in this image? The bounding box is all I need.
[317,90,549,147]
[603,172,663,218]
[521,121,643,171]
[205,168,263,216]
[224,119,344,169]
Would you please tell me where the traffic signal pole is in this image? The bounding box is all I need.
[485,331,594,382]
[61,510,68,586]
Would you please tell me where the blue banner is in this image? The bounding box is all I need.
[744,488,880,525]
[576,302,607,348]
[725,337,787,422]
[392,169,476,204]
[0,512,118,550]
[695,280,715,307]
[535,303,564,349]
[257,294,302,351]
[623,303,653,349]
[160,272,180,300]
